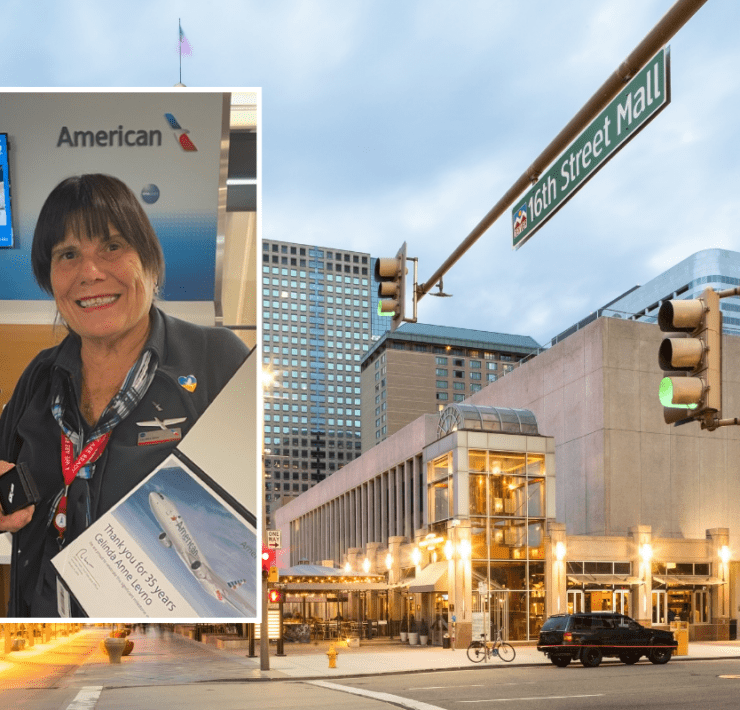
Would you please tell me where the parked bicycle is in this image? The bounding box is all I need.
[467,629,516,663]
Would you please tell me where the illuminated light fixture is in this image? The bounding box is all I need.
[555,541,566,561]
[640,543,653,563]
[363,557,371,574]
[411,547,422,566]
[444,540,454,560]
[385,552,393,570]
[720,545,731,564]
[459,539,471,561]
[419,533,445,549]
[344,562,351,573]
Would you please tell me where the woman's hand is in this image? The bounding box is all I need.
[0,460,35,533]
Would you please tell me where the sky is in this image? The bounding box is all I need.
[2,0,738,346]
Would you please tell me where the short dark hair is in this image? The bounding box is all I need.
[32,174,165,295]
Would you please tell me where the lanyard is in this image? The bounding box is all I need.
[54,431,111,537]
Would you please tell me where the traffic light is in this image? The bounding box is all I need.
[267,588,282,604]
[375,243,407,332]
[261,547,277,580]
[658,287,721,429]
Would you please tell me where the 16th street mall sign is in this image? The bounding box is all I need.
[512,47,670,249]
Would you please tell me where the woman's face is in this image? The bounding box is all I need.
[50,225,156,345]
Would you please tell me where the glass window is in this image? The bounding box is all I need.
[470,360,481,369]
[436,381,448,389]
[436,368,448,376]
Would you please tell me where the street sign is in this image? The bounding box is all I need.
[267,529,281,549]
[512,46,670,249]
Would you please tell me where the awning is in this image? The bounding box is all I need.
[407,561,448,593]
[653,575,725,586]
[280,582,392,592]
[568,574,643,586]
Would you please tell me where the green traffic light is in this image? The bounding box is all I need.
[659,377,698,410]
[377,302,394,317]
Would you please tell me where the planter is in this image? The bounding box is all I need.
[399,631,408,643]
[102,636,127,664]
[408,632,419,646]
[419,634,429,646]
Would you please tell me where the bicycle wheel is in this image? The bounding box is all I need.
[467,642,486,663]
[497,642,516,662]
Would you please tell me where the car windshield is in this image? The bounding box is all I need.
[541,616,568,632]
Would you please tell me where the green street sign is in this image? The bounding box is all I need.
[512,46,670,249]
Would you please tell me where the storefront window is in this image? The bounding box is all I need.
[489,561,526,589]
[430,478,451,522]
[470,518,487,560]
[469,474,487,516]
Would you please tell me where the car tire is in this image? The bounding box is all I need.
[619,652,641,665]
[581,647,602,667]
[648,647,672,664]
[551,656,572,667]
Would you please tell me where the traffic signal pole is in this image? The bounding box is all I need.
[415,0,709,304]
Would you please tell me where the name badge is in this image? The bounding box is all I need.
[138,428,182,446]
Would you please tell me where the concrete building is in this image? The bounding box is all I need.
[360,323,540,452]
[275,315,738,645]
[261,240,373,525]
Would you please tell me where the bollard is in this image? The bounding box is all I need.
[326,644,338,669]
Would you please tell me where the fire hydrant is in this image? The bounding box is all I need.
[326,644,338,668]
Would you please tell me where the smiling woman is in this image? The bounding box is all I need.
[0,174,250,617]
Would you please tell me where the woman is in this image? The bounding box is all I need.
[0,174,250,616]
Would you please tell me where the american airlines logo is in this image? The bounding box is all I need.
[164,113,197,151]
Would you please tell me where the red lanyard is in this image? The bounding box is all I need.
[60,431,110,485]
[54,431,111,537]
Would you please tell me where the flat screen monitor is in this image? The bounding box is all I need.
[0,134,12,247]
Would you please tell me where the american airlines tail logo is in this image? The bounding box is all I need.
[164,113,197,152]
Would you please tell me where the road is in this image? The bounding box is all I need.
[333,658,740,709]
[3,631,740,710]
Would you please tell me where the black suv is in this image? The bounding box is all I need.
[537,612,677,667]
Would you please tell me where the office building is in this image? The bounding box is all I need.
[262,239,374,525]
[360,323,540,451]
[552,248,740,345]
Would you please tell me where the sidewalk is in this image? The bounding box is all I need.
[50,628,740,687]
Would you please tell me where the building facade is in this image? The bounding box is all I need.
[261,240,374,525]
[276,316,738,645]
[360,323,540,452]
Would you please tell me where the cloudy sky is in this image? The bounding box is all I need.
[2,0,736,345]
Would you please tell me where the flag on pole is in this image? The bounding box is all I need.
[178,22,193,57]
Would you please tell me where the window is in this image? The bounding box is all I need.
[453,358,464,367]
[487,362,498,371]
[453,382,465,390]
[470,372,481,380]
[470,360,481,369]
[436,381,448,389]
[436,356,448,365]
[436,368,448,376]
[453,370,464,378]
[436,392,449,401]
